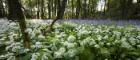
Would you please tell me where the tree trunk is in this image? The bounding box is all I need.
[0,0,5,18]
[48,0,51,19]
[41,0,44,19]
[47,0,68,32]
[76,0,81,18]
[83,0,87,19]
[7,0,30,48]
[71,0,74,18]
[37,0,40,19]
[104,0,107,15]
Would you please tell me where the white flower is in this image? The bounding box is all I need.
[77,29,89,36]
[106,43,111,46]
[65,49,77,57]
[31,32,36,38]
[25,28,32,33]
[97,35,102,41]
[54,47,66,58]
[99,42,104,46]
[59,47,66,53]
[113,31,121,36]
[80,40,86,46]
[24,49,30,52]
[67,35,76,42]
[121,38,132,48]
[137,35,140,39]
[36,42,41,45]
[12,46,21,52]
[8,35,14,42]
[103,35,108,39]
[51,43,57,51]
[63,41,75,49]
[137,57,140,60]
[7,56,16,60]
[129,37,136,45]
[9,22,16,26]
[89,40,96,46]
[38,35,45,39]
[41,54,48,60]
[94,44,100,48]
[35,42,43,48]
[54,52,62,58]
[0,55,5,59]
[31,53,39,60]
[137,45,140,48]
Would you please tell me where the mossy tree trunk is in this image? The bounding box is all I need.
[7,0,30,48]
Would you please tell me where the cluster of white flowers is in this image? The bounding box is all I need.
[67,35,76,42]
[31,53,40,60]
[6,42,22,52]
[38,35,45,39]
[35,42,43,48]
[76,26,91,35]
[25,28,32,33]
[63,41,76,49]
[65,49,77,57]
[121,38,132,48]
[1,21,140,60]
[54,47,66,58]
[80,37,96,46]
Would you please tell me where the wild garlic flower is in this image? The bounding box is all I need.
[67,35,76,42]
[103,35,108,39]
[38,35,45,39]
[106,43,111,46]
[121,38,132,48]
[6,42,22,52]
[113,31,121,36]
[137,45,140,48]
[31,53,40,60]
[97,35,102,41]
[94,44,100,48]
[89,39,96,46]
[129,37,136,45]
[54,47,66,58]
[63,41,75,49]
[7,56,16,60]
[65,49,77,57]
[25,28,32,33]
[41,54,48,60]
[77,29,89,36]
[35,42,43,48]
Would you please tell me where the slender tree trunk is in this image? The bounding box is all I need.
[29,0,32,18]
[7,0,30,48]
[104,0,107,15]
[107,0,110,18]
[0,0,5,18]
[48,0,51,19]
[47,0,68,32]
[76,0,81,18]
[41,0,44,19]
[54,0,57,18]
[83,0,87,19]
[71,0,74,18]
[37,0,40,19]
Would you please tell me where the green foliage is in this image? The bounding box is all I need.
[0,21,140,60]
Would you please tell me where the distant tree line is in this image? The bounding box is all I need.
[0,0,140,20]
